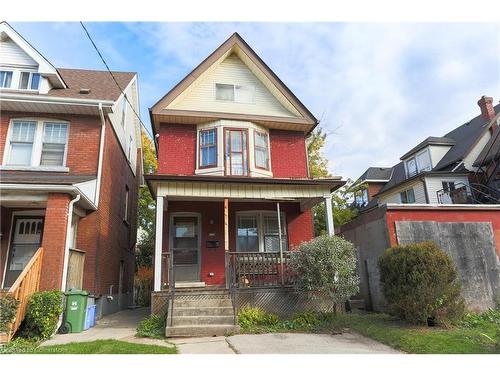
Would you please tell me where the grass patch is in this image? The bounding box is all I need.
[1,339,176,354]
[136,314,165,339]
[238,308,500,354]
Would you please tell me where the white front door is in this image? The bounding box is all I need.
[3,217,44,288]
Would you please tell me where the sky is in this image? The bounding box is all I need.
[11,22,500,180]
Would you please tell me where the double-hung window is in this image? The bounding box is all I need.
[225,129,248,176]
[41,122,68,166]
[400,188,416,204]
[0,71,13,88]
[254,131,269,170]
[199,129,217,168]
[18,72,41,90]
[8,121,37,165]
[236,212,287,252]
[215,83,254,103]
[4,120,69,168]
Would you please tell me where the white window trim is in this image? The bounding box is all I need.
[214,83,255,104]
[235,210,287,253]
[405,147,432,178]
[1,118,70,170]
[0,68,40,92]
[194,120,273,178]
[399,188,416,204]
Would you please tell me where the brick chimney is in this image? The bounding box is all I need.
[477,95,496,122]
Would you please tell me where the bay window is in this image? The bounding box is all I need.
[225,129,248,176]
[236,212,287,252]
[254,131,269,170]
[199,128,217,168]
[3,119,69,169]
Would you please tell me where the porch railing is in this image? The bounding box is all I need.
[225,251,295,289]
[0,247,44,343]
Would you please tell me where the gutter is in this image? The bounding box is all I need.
[0,92,114,108]
[60,194,81,291]
[94,103,106,206]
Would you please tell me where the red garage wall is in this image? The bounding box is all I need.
[385,207,500,258]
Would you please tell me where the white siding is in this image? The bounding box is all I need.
[0,37,37,67]
[429,145,452,168]
[464,130,492,171]
[378,179,427,205]
[168,54,299,118]
[424,175,470,204]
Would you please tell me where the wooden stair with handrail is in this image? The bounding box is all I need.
[0,247,44,344]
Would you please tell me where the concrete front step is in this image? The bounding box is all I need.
[173,306,234,316]
[171,315,235,326]
[166,324,240,337]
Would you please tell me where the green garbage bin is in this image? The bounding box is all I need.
[64,289,88,333]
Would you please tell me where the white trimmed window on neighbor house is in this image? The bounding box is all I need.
[399,188,416,203]
[0,70,41,90]
[405,149,432,178]
[3,119,69,168]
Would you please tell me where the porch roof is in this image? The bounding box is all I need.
[145,174,344,209]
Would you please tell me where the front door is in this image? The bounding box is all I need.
[3,217,44,289]
[171,215,200,282]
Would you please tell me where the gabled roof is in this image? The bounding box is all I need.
[0,21,66,89]
[150,32,318,135]
[400,136,455,160]
[357,167,393,182]
[45,68,136,102]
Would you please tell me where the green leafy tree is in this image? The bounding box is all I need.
[307,128,363,235]
[136,130,157,269]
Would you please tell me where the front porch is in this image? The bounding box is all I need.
[147,175,344,293]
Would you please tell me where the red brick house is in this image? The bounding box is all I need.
[146,33,344,336]
[0,22,141,318]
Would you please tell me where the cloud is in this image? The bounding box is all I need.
[11,22,500,180]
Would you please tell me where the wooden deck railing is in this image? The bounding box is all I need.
[0,247,44,343]
[226,251,295,288]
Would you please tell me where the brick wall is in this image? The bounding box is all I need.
[40,193,71,291]
[270,129,308,178]
[76,118,138,296]
[0,111,100,175]
[157,123,197,175]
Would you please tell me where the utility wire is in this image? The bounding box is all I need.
[79,21,155,140]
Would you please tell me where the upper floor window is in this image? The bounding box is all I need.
[254,131,269,170]
[400,188,416,203]
[120,95,127,128]
[18,72,40,90]
[199,128,217,168]
[405,149,432,178]
[225,128,248,176]
[4,119,69,168]
[215,83,254,103]
[0,71,13,88]
[123,185,130,223]
[355,188,369,206]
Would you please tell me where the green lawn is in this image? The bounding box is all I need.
[2,339,177,354]
[334,313,499,354]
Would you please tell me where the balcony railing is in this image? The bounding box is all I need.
[225,251,295,288]
[436,182,500,204]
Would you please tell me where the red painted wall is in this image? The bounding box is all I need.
[157,123,197,175]
[0,111,100,175]
[385,208,500,258]
[270,129,309,178]
[160,200,314,286]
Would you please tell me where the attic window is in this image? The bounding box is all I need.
[215,83,254,103]
[79,88,91,94]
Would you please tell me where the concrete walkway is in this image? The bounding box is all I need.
[41,307,152,346]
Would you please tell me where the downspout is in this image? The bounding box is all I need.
[277,202,284,285]
[94,102,106,206]
[61,194,81,291]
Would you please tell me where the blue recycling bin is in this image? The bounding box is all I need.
[83,304,96,330]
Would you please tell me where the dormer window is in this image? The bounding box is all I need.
[0,71,13,88]
[405,149,432,178]
[215,83,254,103]
[18,72,40,90]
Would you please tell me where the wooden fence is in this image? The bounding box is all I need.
[0,247,44,343]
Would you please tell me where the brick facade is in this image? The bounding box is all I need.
[270,129,309,178]
[157,123,197,175]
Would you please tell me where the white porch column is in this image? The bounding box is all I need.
[324,195,335,236]
[154,196,164,291]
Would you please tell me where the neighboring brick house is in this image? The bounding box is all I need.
[146,33,344,336]
[0,22,141,318]
[354,96,500,209]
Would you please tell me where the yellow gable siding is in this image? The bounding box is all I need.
[168,54,298,118]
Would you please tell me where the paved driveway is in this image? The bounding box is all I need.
[169,332,400,354]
